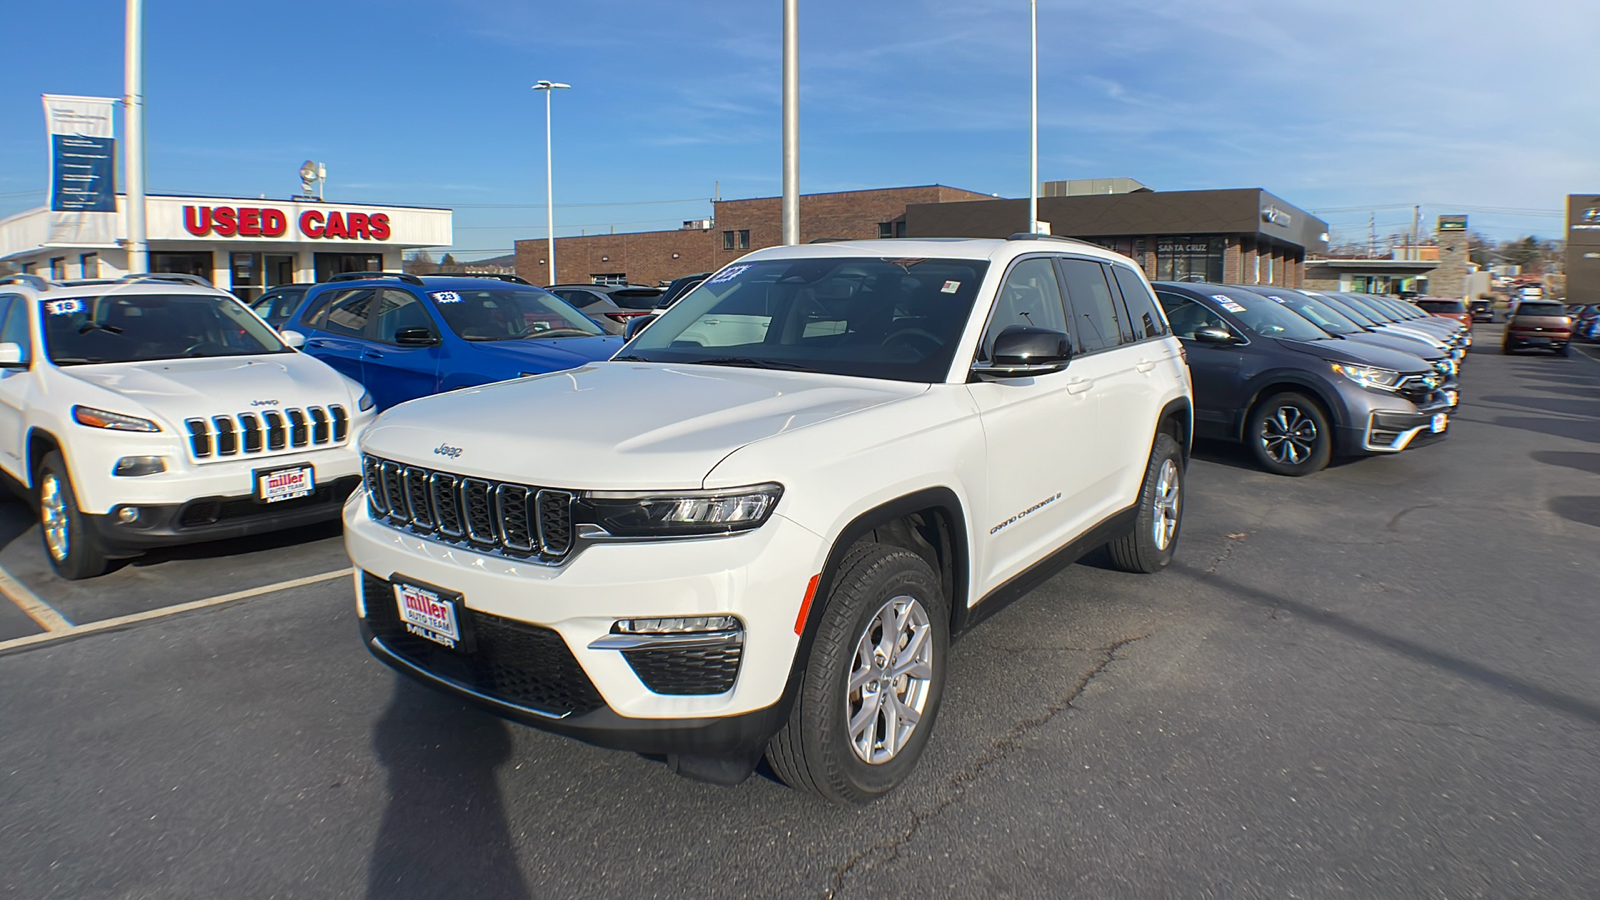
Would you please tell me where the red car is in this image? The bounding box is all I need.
[1503,301,1574,356]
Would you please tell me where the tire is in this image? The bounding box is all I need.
[1247,392,1332,476]
[1107,433,1184,573]
[766,542,947,805]
[37,450,109,580]
[1556,343,1569,357]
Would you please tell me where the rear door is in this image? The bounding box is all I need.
[1055,257,1143,513]
[0,295,29,478]
[1156,291,1246,438]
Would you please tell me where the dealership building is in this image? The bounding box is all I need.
[0,193,451,303]
[1566,193,1600,303]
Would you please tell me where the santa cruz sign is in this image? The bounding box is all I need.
[182,205,392,240]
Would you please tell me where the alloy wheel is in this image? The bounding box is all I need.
[1260,405,1319,466]
[40,473,69,562]
[1151,458,1181,550]
[846,594,935,764]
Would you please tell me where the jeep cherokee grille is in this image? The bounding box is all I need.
[185,405,348,460]
[362,455,574,564]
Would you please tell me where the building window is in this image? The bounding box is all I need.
[1155,236,1225,283]
[79,253,98,279]
[722,230,735,251]
[738,230,750,250]
[49,257,66,280]
[591,273,627,285]
[878,222,893,239]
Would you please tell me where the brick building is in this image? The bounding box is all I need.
[513,185,993,286]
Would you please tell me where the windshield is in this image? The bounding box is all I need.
[1258,291,1359,335]
[1207,290,1329,342]
[1335,293,1400,323]
[430,287,604,341]
[1307,292,1378,327]
[621,256,990,382]
[42,293,288,366]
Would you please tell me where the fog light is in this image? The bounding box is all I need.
[113,456,166,477]
[117,506,140,524]
[614,615,740,634]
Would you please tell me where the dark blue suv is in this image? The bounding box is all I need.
[279,273,622,410]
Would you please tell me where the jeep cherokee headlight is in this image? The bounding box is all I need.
[1330,362,1401,391]
[583,483,783,536]
[73,405,161,432]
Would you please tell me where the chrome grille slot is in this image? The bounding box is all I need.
[496,485,534,551]
[462,479,497,544]
[361,455,575,564]
[537,490,573,555]
[239,413,263,453]
[213,417,238,455]
[310,407,330,444]
[264,411,286,450]
[403,467,434,530]
[330,405,349,442]
[185,419,212,458]
[287,409,309,447]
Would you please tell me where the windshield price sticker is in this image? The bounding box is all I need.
[45,299,85,316]
[705,265,750,285]
[430,291,462,304]
[941,281,961,293]
[1213,296,1247,313]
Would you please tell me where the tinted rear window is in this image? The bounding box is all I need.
[1516,303,1567,317]
[1415,299,1465,313]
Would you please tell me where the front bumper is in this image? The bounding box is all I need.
[344,489,826,754]
[84,476,360,551]
[1363,396,1453,452]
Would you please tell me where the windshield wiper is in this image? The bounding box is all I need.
[612,354,650,362]
[524,328,599,339]
[692,356,817,372]
[78,322,123,335]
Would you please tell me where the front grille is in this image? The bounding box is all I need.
[362,573,605,717]
[623,643,742,695]
[1396,374,1440,402]
[186,404,348,460]
[363,455,574,564]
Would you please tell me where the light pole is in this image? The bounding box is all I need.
[532,80,570,285]
[782,0,799,245]
[1029,0,1040,234]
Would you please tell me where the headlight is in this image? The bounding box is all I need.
[73,405,161,432]
[1331,362,1401,391]
[583,483,783,536]
[358,389,376,412]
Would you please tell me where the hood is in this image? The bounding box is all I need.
[362,361,927,489]
[1340,331,1444,361]
[61,354,360,426]
[459,334,624,372]
[1281,338,1431,373]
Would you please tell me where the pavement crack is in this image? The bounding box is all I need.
[823,634,1149,899]
[1386,504,1436,531]
[1203,532,1248,575]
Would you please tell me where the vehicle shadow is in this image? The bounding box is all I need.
[1531,451,1600,477]
[1548,496,1600,529]
[367,678,529,900]
[1189,438,1362,473]
[119,519,345,571]
[1480,395,1600,420]
[1490,416,1600,446]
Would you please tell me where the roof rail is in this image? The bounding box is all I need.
[423,272,531,285]
[0,273,53,291]
[327,271,425,286]
[1005,233,1098,247]
[119,272,215,288]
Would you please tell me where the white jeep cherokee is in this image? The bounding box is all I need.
[0,273,376,579]
[347,236,1193,802]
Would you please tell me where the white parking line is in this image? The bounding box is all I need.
[0,564,73,632]
[0,568,353,653]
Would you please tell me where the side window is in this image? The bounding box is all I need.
[372,290,436,345]
[1111,265,1169,339]
[981,257,1068,359]
[554,289,599,309]
[0,296,25,362]
[1156,293,1228,340]
[1057,258,1126,353]
[316,289,376,337]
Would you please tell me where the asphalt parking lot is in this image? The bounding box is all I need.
[2,324,1598,899]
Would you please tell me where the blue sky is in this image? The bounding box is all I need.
[1,0,1594,258]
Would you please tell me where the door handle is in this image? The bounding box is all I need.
[1135,360,1156,373]
[1066,378,1094,395]
[306,340,327,348]
[363,351,383,360]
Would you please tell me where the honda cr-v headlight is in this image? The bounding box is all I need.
[1331,362,1401,391]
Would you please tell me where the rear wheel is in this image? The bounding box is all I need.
[1107,433,1183,573]
[766,543,947,805]
[37,450,109,580]
[1247,393,1332,476]
[1556,343,1570,357]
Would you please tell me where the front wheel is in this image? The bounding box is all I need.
[1107,432,1184,573]
[766,543,947,805]
[37,450,109,580]
[1247,393,1332,476]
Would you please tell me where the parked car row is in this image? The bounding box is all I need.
[1565,304,1600,343]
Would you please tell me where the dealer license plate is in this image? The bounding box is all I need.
[1446,390,1459,407]
[1431,413,1448,433]
[257,465,314,503]
[394,582,462,648]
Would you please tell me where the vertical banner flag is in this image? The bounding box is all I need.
[42,94,119,245]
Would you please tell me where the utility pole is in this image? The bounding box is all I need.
[1369,213,1376,258]
[1029,0,1039,233]
[124,0,147,274]
[781,0,799,245]
[1411,205,1420,260]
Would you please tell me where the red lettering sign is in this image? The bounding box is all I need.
[212,206,237,237]
[300,210,324,238]
[369,213,391,241]
[180,205,391,241]
[237,207,262,237]
[261,208,287,237]
[346,212,369,239]
[183,205,211,236]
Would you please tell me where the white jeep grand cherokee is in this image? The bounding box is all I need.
[347,236,1193,802]
[0,273,376,579]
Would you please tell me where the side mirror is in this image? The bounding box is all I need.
[0,342,24,367]
[623,315,658,341]
[278,330,306,350]
[972,326,1073,378]
[1192,326,1240,345]
[393,327,441,347]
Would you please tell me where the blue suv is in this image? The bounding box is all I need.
[279,273,622,410]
